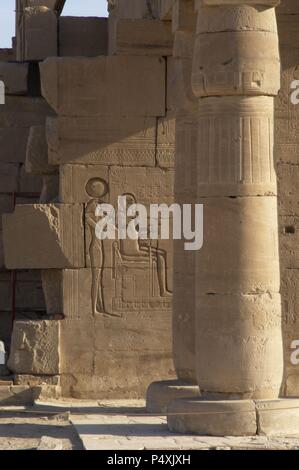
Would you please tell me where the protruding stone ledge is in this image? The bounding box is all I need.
[40,56,166,117]
[2,204,85,269]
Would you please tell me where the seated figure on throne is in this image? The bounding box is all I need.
[117,193,172,298]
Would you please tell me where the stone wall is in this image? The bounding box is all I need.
[276,0,299,396]
[1,0,176,398]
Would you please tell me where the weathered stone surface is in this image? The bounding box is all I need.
[0,276,45,312]
[196,197,280,294]
[195,293,283,399]
[0,97,53,128]
[256,399,299,436]
[157,113,175,168]
[193,6,280,97]
[37,435,63,451]
[0,163,19,192]
[172,0,196,33]
[146,380,199,413]
[8,320,60,375]
[0,128,30,163]
[40,56,166,117]
[40,175,59,203]
[17,7,57,61]
[60,165,109,204]
[59,17,108,57]
[277,164,299,216]
[14,374,60,386]
[0,49,15,62]
[168,399,257,437]
[110,19,173,56]
[279,216,299,269]
[0,63,28,95]
[19,164,43,193]
[0,385,34,406]
[275,67,299,165]
[2,204,84,269]
[26,125,56,175]
[47,116,156,166]
[0,196,13,231]
[59,307,174,398]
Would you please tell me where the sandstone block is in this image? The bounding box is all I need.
[276,0,299,13]
[0,128,30,163]
[26,125,56,175]
[0,385,34,406]
[60,165,109,203]
[2,204,84,269]
[40,175,59,203]
[277,164,299,216]
[19,164,43,193]
[0,97,53,129]
[109,166,174,207]
[0,164,19,192]
[8,320,60,375]
[40,56,166,117]
[0,196,13,231]
[19,7,57,61]
[0,63,28,95]
[195,293,283,399]
[277,14,299,49]
[47,116,156,166]
[167,399,257,437]
[110,19,173,56]
[172,0,196,33]
[157,114,175,168]
[256,399,299,435]
[0,49,15,62]
[43,265,172,320]
[60,347,174,399]
[196,197,280,294]
[275,67,299,165]
[0,277,45,312]
[279,216,299,269]
[146,380,199,413]
[59,17,108,57]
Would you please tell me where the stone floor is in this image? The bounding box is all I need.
[30,400,299,450]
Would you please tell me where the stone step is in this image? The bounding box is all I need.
[0,380,13,387]
[0,385,34,406]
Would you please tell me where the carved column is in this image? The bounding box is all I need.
[167,0,299,436]
[146,1,200,413]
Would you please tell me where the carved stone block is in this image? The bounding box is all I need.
[46,116,156,166]
[2,204,85,269]
[40,56,166,117]
[8,320,60,375]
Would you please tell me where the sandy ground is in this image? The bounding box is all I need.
[0,410,83,450]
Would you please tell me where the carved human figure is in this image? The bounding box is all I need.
[119,193,172,297]
[85,178,109,316]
